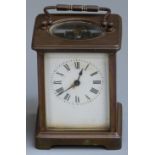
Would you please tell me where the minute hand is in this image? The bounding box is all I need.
[57,83,75,96]
[57,69,83,96]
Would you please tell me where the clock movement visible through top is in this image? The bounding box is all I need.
[32,4,122,150]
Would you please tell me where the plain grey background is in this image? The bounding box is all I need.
[26,0,128,155]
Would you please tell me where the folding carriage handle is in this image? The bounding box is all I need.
[44,4,111,13]
[41,4,113,32]
[44,4,111,21]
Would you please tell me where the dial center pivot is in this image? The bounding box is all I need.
[74,80,80,86]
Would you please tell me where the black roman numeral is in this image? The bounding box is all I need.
[75,96,80,103]
[74,62,80,69]
[64,93,70,101]
[63,64,70,71]
[56,87,64,95]
[90,71,98,76]
[93,80,101,84]
[90,87,99,94]
[84,64,89,71]
[56,72,64,76]
[85,95,91,100]
[53,81,62,84]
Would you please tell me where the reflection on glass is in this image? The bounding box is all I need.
[49,21,103,40]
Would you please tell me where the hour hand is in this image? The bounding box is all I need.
[79,68,83,76]
[77,68,83,80]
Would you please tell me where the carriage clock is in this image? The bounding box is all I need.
[32,4,122,150]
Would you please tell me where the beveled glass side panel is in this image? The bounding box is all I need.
[49,21,104,40]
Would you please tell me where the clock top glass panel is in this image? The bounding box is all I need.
[49,20,104,40]
[44,53,110,130]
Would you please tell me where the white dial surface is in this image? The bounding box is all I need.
[44,53,110,130]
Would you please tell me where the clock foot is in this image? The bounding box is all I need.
[35,140,53,150]
[35,103,122,150]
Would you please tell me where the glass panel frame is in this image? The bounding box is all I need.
[49,20,104,40]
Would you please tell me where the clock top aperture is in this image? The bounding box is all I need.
[32,14,122,51]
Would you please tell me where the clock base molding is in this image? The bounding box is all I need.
[34,103,122,150]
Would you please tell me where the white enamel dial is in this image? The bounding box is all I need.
[44,53,110,130]
[51,59,103,105]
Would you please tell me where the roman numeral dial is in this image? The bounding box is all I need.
[75,96,80,103]
[53,81,62,84]
[56,87,64,96]
[93,80,101,84]
[56,72,64,76]
[64,93,70,101]
[90,71,98,76]
[84,64,89,71]
[90,87,99,94]
[63,64,70,71]
[85,95,91,100]
[74,62,80,69]
[52,59,103,105]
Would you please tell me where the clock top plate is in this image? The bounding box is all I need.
[32,14,122,51]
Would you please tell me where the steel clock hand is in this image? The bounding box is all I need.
[71,68,83,87]
[57,69,83,96]
[57,83,75,96]
[77,68,83,81]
